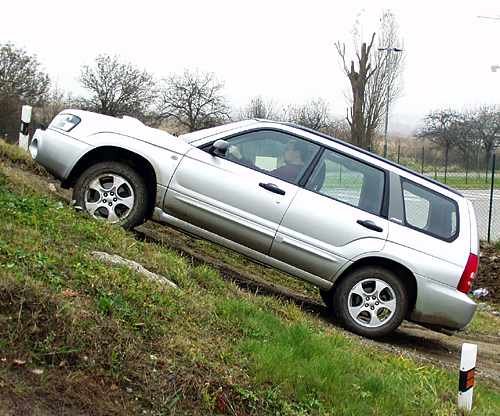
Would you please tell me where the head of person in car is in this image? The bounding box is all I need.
[271,140,309,182]
[283,140,305,166]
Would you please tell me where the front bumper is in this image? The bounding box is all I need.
[410,274,477,330]
[30,128,92,181]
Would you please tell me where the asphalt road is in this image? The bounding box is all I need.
[460,189,500,241]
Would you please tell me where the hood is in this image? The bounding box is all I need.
[52,109,177,148]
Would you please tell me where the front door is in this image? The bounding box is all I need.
[164,129,320,253]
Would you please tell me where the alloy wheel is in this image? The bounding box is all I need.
[84,174,135,223]
[347,278,397,328]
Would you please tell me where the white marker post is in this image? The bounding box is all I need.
[19,105,32,151]
[458,343,478,412]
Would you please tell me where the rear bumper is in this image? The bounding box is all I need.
[30,128,92,180]
[410,274,477,330]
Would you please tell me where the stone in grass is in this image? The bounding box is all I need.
[91,251,179,289]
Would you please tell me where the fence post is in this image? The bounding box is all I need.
[465,148,469,185]
[397,141,401,164]
[485,151,490,184]
[421,146,425,174]
[444,144,449,184]
[487,151,496,243]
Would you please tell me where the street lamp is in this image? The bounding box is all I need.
[378,47,403,158]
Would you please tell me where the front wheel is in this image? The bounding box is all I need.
[333,266,408,338]
[73,161,149,230]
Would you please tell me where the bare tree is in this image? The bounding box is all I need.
[336,10,404,150]
[156,70,230,132]
[366,11,405,147]
[79,54,156,119]
[0,43,50,140]
[469,106,500,165]
[240,96,277,120]
[284,98,331,130]
[322,117,352,141]
[33,86,77,127]
[417,109,460,178]
[336,33,376,149]
[0,43,50,102]
[421,106,500,170]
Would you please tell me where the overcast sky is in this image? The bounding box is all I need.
[1,0,500,133]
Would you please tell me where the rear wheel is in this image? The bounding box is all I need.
[332,266,408,338]
[73,161,149,230]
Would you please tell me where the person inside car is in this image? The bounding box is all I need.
[270,140,308,182]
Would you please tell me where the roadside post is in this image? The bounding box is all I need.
[487,138,499,243]
[19,105,32,151]
[457,343,477,412]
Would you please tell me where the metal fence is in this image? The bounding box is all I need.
[382,141,499,242]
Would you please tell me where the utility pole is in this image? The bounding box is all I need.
[378,47,403,158]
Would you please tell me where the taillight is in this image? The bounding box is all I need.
[457,253,479,294]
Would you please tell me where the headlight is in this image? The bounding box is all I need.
[49,113,81,132]
[29,138,38,159]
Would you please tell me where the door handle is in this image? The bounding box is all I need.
[259,182,286,195]
[357,219,383,233]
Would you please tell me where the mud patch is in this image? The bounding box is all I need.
[474,243,500,304]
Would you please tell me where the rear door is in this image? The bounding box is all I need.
[164,129,320,253]
[270,147,389,280]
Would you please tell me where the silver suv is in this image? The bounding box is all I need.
[31,110,479,337]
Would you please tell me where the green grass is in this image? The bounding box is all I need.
[384,156,499,190]
[0,140,499,414]
[217,298,475,415]
[0,138,47,176]
[435,175,500,190]
[466,310,500,336]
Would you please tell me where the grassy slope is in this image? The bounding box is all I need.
[0,141,499,415]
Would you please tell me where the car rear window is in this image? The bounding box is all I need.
[402,180,458,241]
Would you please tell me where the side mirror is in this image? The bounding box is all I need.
[210,139,230,156]
[38,123,47,131]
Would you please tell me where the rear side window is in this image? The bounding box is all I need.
[402,180,458,241]
[305,148,385,215]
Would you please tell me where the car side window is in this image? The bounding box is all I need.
[305,149,385,215]
[402,180,458,240]
[219,130,320,184]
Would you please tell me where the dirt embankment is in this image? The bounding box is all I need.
[1,157,500,388]
[475,243,500,304]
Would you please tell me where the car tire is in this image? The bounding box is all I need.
[73,161,149,230]
[333,266,408,338]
